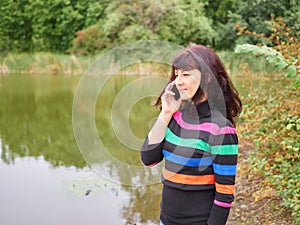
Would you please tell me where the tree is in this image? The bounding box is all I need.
[0,0,110,53]
[215,0,300,49]
[157,0,216,46]
[71,0,217,54]
[26,0,88,52]
[0,0,32,52]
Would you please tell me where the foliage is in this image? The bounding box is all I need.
[219,50,277,78]
[0,0,299,53]
[154,0,216,46]
[0,0,32,52]
[235,16,300,87]
[0,0,110,53]
[214,0,300,49]
[71,24,110,55]
[205,0,238,24]
[84,1,108,27]
[71,0,216,54]
[25,0,90,52]
[237,17,300,66]
[235,44,299,87]
[235,17,300,220]
[238,76,300,223]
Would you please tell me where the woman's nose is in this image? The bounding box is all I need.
[175,76,183,85]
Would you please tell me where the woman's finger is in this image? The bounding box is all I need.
[165,81,176,91]
[164,81,176,96]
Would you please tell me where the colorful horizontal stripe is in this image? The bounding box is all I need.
[165,127,208,150]
[173,111,237,135]
[213,164,237,176]
[163,169,215,185]
[215,183,235,195]
[214,199,232,208]
[163,150,212,167]
[165,128,238,155]
[210,145,238,155]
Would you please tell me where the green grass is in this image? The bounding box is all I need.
[1,51,278,76]
[1,52,95,75]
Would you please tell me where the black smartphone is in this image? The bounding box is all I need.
[171,85,180,100]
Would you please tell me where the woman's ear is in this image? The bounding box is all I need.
[205,72,212,84]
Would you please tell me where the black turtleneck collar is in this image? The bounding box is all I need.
[180,100,211,120]
[195,100,211,118]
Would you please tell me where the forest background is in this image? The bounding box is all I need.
[0,0,298,54]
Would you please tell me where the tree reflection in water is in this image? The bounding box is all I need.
[121,184,162,225]
[0,75,163,224]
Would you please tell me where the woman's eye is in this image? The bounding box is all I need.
[183,73,189,76]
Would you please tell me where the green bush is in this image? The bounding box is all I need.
[235,44,300,87]
[238,75,300,223]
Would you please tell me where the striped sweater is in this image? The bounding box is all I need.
[141,101,238,224]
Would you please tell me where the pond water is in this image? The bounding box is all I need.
[0,74,264,225]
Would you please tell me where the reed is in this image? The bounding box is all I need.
[1,52,95,75]
[0,51,277,77]
[219,51,276,77]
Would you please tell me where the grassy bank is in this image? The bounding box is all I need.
[237,75,300,223]
[0,51,275,76]
[0,52,172,76]
[218,51,276,77]
[0,53,94,75]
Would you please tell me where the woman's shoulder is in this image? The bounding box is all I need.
[210,109,235,129]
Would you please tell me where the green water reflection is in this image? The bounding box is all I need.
[0,75,85,168]
[0,74,262,168]
[0,74,163,225]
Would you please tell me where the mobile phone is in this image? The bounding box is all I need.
[171,85,180,100]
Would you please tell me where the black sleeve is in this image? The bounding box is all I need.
[140,136,164,166]
[207,130,238,225]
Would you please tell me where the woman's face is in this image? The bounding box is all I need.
[174,69,202,100]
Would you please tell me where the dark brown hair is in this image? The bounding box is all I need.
[155,45,242,126]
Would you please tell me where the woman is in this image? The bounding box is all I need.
[140,45,242,225]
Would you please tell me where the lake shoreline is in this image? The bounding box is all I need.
[0,51,274,77]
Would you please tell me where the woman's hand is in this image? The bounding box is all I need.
[148,81,181,144]
[161,81,182,116]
